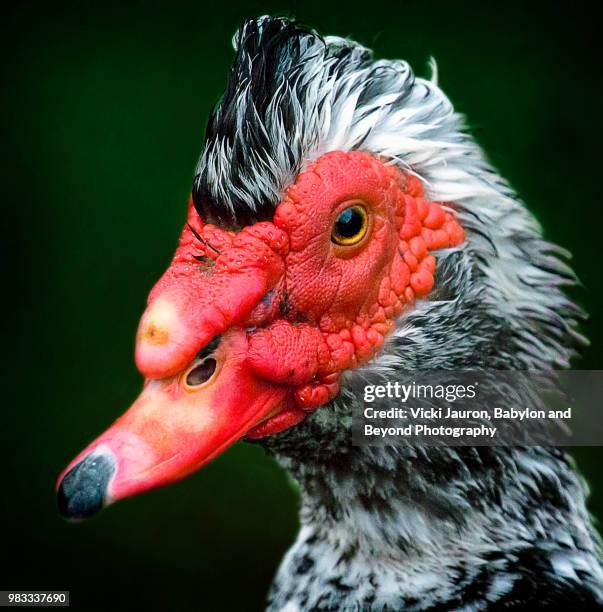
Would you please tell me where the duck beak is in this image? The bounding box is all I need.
[56,201,293,519]
[56,330,288,519]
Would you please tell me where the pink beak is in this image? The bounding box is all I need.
[56,202,292,519]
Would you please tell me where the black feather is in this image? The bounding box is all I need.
[193,17,318,227]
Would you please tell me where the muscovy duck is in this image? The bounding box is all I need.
[57,16,603,610]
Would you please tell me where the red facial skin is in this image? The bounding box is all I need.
[58,151,464,507]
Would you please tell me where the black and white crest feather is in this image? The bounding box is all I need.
[194,17,327,226]
[193,16,416,227]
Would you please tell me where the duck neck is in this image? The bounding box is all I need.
[267,442,602,610]
[280,444,499,562]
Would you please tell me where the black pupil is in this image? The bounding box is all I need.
[334,207,363,239]
[186,358,217,386]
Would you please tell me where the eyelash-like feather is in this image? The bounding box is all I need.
[188,223,221,255]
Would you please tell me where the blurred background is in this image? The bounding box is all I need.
[2,0,601,609]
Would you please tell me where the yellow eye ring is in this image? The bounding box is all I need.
[331,203,369,246]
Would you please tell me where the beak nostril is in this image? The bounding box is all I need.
[185,358,217,387]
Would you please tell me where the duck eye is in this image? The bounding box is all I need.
[331,203,369,246]
[184,357,217,389]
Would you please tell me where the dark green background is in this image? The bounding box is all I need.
[2,1,601,610]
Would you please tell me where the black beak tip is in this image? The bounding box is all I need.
[57,453,115,520]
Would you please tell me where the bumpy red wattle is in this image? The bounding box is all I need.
[249,151,464,420]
